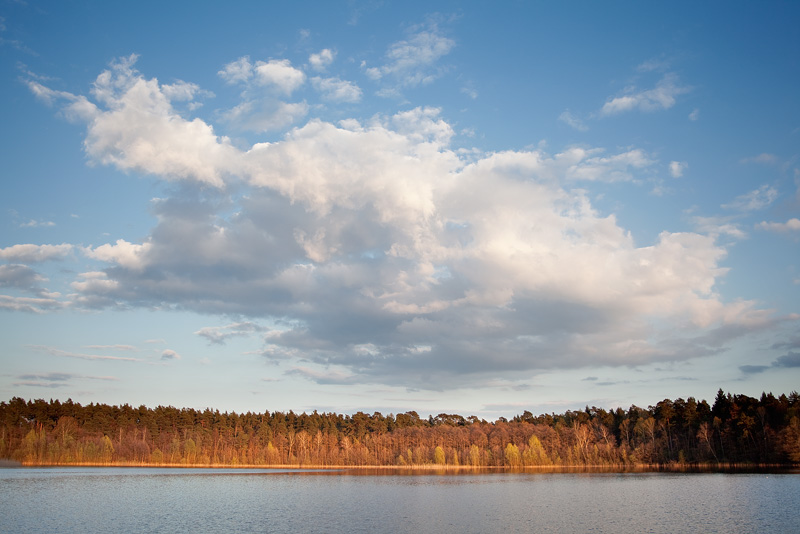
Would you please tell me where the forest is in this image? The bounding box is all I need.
[1,389,799,468]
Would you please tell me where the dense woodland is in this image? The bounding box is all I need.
[2,390,799,468]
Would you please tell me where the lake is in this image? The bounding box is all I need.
[1,467,798,533]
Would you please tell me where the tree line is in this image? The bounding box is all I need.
[1,389,798,467]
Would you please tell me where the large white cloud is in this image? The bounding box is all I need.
[23,57,781,389]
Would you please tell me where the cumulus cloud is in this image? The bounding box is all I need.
[312,76,362,103]
[254,59,306,94]
[28,55,241,188]
[218,56,253,84]
[220,99,309,133]
[600,73,690,116]
[26,58,785,391]
[309,48,335,71]
[669,161,686,178]
[0,243,73,263]
[84,239,151,270]
[216,55,309,132]
[219,56,308,93]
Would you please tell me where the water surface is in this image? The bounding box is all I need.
[1,467,797,533]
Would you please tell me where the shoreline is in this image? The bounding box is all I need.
[4,460,796,473]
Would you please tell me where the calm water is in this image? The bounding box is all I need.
[1,467,798,533]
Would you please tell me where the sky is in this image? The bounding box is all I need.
[1,1,799,420]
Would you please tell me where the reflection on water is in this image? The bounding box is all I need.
[1,467,798,533]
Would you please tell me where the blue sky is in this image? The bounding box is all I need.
[1,1,799,419]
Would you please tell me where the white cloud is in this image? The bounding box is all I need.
[218,56,253,84]
[29,56,241,187]
[689,108,700,121]
[254,59,306,94]
[84,239,151,270]
[366,25,455,88]
[692,216,746,239]
[220,99,309,132]
[558,147,654,182]
[756,218,800,232]
[309,48,335,71]
[19,219,56,228]
[722,185,778,211]
[669,161,686,178]
[215,55,310,132]
[600,73,690,116]
[30,59,781,391]
[0,243,72,263]
[26,80,98,123]
[311,76,362,103]
[69,108,742,384]
[559,110,589,132]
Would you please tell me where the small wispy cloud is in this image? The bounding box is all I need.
[195,322,266,345]
[600,73,690,116]
[311,76,362,103]
[669,161,687,178]
[740,153,778,165]
[559,110,589,132]
[84,344,137,351]
[29,345,142,362]
[722,185,778,211]
[691,215,746,239]
[365,23,455,89]
[0,243,73,263]
[20,219,55,228]
[756,218,800,233]
[286,366,358,385]
[161,349,181,360]
[14,372,118,388]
